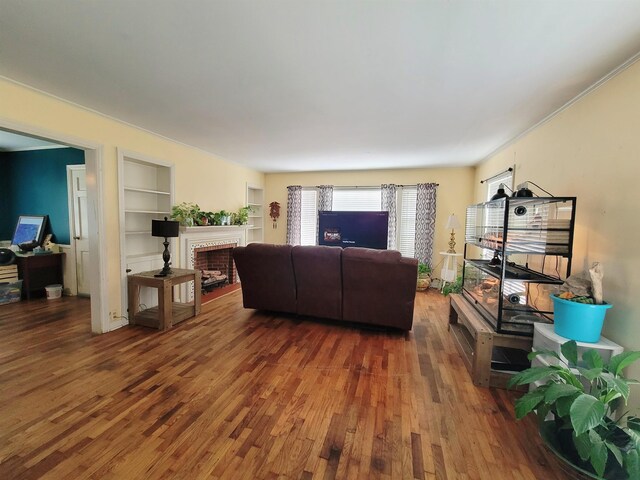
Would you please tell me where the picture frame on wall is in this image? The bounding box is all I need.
[11,215,48,247]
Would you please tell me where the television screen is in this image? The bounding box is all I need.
[318,211,388,249]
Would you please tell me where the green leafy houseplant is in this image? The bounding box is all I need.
[442,275,462,296]
[508,341,640,479]
[171,202,202,226]
[233,206,254,226]
[416,263,432,291]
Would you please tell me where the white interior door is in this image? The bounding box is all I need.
[70,165,90,296]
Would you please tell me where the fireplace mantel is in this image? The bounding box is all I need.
[179,225,248,301]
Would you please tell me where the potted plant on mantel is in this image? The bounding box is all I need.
[508,340,640,479]
[172,203,254,227]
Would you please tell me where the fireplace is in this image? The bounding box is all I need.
[193,243,237,293]
[179,225,247,301]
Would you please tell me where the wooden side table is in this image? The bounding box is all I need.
[15,252,65,299]
[448,293,531,389]
[127,268,201,330]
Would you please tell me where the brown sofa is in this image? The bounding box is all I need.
[232,243,418,330]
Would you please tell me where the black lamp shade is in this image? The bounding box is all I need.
[152,217,179,238]
[490,187,510,201]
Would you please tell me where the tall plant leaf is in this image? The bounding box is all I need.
[554,368,583,389]
[544,383,580,404]
[556,393,580,418]
[583,349,604,369]
[573,431,592,461]
[507,367,557,388]
[514,388,547,419]
[577,367,603,382]
[608,351,640,377]
[570,394,606,436]
[561,340,578,366]
[605,441,624,467]
[588,430,608,478]
[626,448,640,479]
[601,372,630,402]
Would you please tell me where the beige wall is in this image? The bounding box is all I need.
[476,60,640,401]
[0,78,264,326]
[264,167,475,267]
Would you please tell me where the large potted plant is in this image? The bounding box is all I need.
[508,341,640,479]
[416,263,432,291]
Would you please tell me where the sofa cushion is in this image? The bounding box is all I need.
[232,244,297,313]
[292,245,343,320]
[341,247,418,330]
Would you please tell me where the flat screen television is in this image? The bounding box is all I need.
[318,211,388,250]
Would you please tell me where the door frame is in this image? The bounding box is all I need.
[0,117,109,334]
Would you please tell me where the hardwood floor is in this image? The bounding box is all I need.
[0,291,568,479]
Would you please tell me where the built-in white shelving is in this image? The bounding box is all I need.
[246,184,264,243]
[118,150,175,314]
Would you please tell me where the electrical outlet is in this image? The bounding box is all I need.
[109,310,117,321]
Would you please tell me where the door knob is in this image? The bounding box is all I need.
[74,236,81,240]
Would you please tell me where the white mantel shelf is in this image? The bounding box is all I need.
[179,225,249,234]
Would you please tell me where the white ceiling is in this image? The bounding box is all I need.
[0,130,62,152]
[1,1,640,173]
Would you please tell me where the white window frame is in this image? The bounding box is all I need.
[486,171,514,202]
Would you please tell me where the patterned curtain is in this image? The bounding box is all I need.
[317,185,333,212]
[286,185,302,245]
[381,184,397,250]
[316,185,333,244]
[415,183,438,266]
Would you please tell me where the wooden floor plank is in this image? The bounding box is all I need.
[0,292,569,479]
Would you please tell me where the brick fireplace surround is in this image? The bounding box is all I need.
[194,243,237,285]
[179,226,248,302]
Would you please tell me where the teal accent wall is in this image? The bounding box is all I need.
[0,148,85,245]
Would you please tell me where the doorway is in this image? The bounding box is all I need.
[0,121,108,334]
[67,165,90,296]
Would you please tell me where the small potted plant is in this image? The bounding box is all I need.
[171,202,202,226]
[508,340,640,479]
[442,275,463,296]
[233,206,254,225]
[416,263,432,291]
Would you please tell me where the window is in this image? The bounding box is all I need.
[298,186,419,258]
[486,171,513,201]
[300,189,318,246]
[332,188,381,211]
[484,171,513,259]
[397,186,417,258]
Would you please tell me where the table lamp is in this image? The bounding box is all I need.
[151,217,180,277]
[445,214,462,253]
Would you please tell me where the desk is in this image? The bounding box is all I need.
[128,268,201,330]
[439,251,463,291]
[15,253,64,299]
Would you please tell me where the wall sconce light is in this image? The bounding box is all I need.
[445,214,462,253]
[151,217,180,277]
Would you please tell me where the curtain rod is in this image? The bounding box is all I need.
[479,167,513,184]
[299,183,439,189]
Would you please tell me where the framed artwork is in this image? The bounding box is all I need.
[11,215,48,247]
